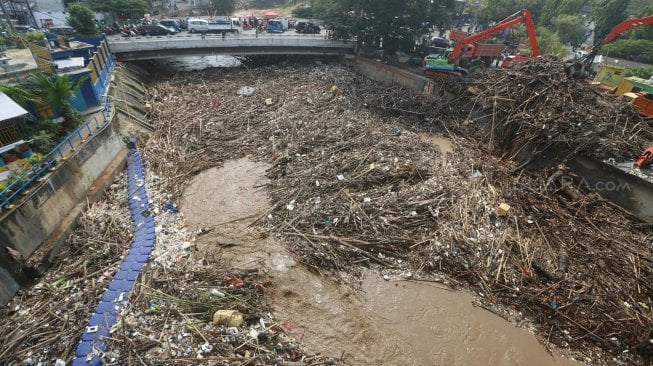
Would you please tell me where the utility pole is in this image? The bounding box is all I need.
[0,0,16,31]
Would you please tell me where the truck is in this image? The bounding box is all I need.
[187,17,242,34]
[424,9,539,77]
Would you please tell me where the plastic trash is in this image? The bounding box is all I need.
[213,310,244,327]
[162,202,179,213]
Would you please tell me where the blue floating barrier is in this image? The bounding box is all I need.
[81,326,110,342]
[133,232,155,241]
[123,253,150,263]
[95,301,120,314]
[128,246,152,256]
[88,312,117,327]
[119,261,146,272]
[72,358,90,366]
[108,279,135,292]
[132,241,155,250]
[75,340,93,357]
[100,289,119,302]
[114,269,139,281]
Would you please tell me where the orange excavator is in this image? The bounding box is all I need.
[424,9,540,77]
[565,15,653,79]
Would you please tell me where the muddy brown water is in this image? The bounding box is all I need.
[180,157,578,365]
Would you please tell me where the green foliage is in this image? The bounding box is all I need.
[207,0,236,15]
[629,6,653,41]
[552,14,587,47]
[624,68,653,80]
[25,31,46,45]
[313,0,454,53]
[626,0,652,17]
[591,0,630,43]
[536,26,567,56]
[87,0,148,19]
[29,130,57,154]
[28,152,44,165]
[67,4,99,35]
[539,0,585,26]
[0,84,41,106]
[27,73,85,133]
[601,39,653,63]
[292,6,313,18]
[61,104,83,132]
[478,0,545,26]
[249,0,285,7]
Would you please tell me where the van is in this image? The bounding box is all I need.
[267,20,284,33]
[188,19,208,33]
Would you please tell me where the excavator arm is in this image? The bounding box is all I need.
[448,9,540,63]
[566,15,653,78]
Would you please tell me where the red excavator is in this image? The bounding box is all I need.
[424,9,540,77]
[565,15,653,79]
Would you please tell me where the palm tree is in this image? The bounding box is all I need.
[28,73,85,132]
[0,84,42,107]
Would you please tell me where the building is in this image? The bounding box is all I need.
[0,0,95,29]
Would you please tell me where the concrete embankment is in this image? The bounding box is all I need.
[0,64,152,305]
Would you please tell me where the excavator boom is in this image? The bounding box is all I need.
[566,15,653,78]
[448,9,540,63]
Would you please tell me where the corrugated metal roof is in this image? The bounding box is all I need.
[0,92,28,121]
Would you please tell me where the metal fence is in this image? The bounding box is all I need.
[0,96,112,210]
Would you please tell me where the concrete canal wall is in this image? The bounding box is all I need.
[0,65,150,305]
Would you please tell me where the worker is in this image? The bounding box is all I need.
[633,146,653,169]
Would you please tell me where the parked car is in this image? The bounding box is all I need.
[430,36,450,48]
[139,24,177,36]
[295,22,320,34]
[188,19,208,33]
[159,19,181,32]
[266,19,284,33]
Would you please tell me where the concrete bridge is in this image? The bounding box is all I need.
[107,34,357,61]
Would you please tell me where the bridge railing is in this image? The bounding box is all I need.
[108,32,355,42]
[0,96,112,210]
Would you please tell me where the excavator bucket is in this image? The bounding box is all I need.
[634,147,653,169]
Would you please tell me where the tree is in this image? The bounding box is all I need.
[0,84,41,107]
[87,0,148,20]
[601,39,653,64]
[536,26,567,56]
[478,0,545,27]
[591,0,630,44]
[66,4,98,36]
[314,0,454,54]
[552,14,587,48]
[28,73,85,133]
[539,0,584,26]
[208,0,236,15]
[629,6,653,41]
[626,0,652,17]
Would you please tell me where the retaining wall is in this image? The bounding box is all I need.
[0,123,125,304]
[351,56,435,94]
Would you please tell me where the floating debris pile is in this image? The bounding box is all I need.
[3,58,653,365]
